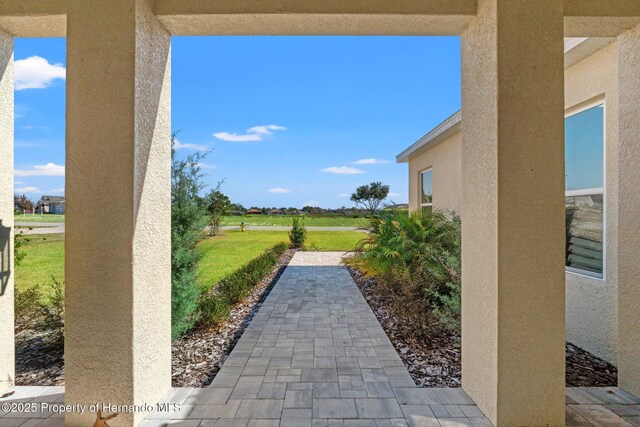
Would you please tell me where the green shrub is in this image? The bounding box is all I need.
[15,277,65,340]
[171,135,209,339]
[347,209,461,333]
[289,217,307,248]
[14,231,28,267]
[197,243,287,327]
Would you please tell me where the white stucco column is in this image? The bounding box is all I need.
[65,1,171,425]
[617,22,640,399]
[460,1,566,425]
[0,30,14,395]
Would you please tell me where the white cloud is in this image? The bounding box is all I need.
[389,192,401,197]
[15,56,66,90]
[14,181,24,185]
[303,200,319,207]
[322,166,365,175]
[337,193,350,197]
[268,187,292,194]
[173,139,208,151]
[352,158,390,165]
[15,186,39,193]
[214,124,286,142]
[15,163,65,177]
[47,188,65,194]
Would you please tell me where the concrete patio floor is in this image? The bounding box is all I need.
[1,252,639,426]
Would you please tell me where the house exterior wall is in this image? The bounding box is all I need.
[405,42,620,365]
[407,132,462,214]
[564,42,619,364]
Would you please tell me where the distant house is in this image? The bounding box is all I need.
[39,195,65,214]
[246,208,262,215]
[269,209,285,215]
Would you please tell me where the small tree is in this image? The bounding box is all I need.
[206,185,231,236]
[350,181,390,216]
[171,133,210,339]
[289,217,307,248]
[14,194,34,212]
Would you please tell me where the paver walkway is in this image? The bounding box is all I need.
[2,252,639,426]
[148,252,492,426]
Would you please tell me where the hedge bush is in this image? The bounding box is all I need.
[198,242,288,326]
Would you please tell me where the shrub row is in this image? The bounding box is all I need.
[197,242,288,326]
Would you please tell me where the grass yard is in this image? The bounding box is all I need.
[222,215,369,228]
[15,233,64,293]
[14,229,364,295]
[15,214,65,223]
[197,230,364,290]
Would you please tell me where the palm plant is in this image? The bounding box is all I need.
[350,209,461,332]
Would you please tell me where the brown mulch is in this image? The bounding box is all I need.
[14,248,295,388]
[566,342,617,386]
[347,267,618,388]
[171,248,296,387]
[15,329,64,386]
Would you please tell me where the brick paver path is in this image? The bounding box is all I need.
[156,252,492,426]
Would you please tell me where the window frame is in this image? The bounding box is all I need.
[420,168,433,209]
[564,99,606,281]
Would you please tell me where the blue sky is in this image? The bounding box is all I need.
[14,36,461,208]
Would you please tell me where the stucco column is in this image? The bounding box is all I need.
[65,1,171,425]
[0,30,14,395]
[617,23,640,399]
[460,1,565,425]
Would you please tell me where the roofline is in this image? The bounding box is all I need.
[396,37,615,163]
[396,110,461,163]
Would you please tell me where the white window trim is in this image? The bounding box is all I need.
[565,100,606,281]
[420,168,433,208]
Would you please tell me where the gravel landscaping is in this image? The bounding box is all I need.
[348,267,618,388]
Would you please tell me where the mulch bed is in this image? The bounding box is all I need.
[14,248,296,388]
[347,267,618,388]
[15,329,64,386]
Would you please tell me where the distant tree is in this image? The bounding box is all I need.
[350,181,390,216]
[206,185,232,236]
[231,203,246,213]
[14,194,34,212]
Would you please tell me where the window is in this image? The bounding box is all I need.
[421,169,433,213]
[565,104,604,278]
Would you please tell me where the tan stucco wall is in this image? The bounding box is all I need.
[65,1,171,425]
[617,22,640,398]
[564,42,619,364]
[407,133,462,215]
[0,30,14,394]
[461,1,566,425]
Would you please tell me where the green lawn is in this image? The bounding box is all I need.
[197,230,364,290]
[15,214,65,223]
[14,229,364,294]
[15,234,65,292]
[222,215,369,228]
